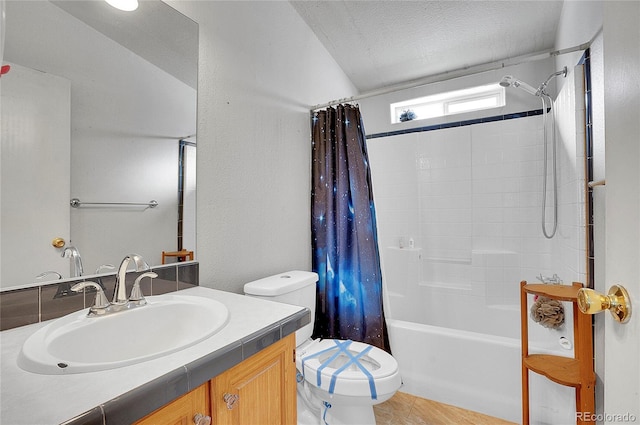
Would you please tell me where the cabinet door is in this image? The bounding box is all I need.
[211,335,296,425]
[134,383,210,425]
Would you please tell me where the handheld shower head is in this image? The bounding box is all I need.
[499,75,539,96]
[513,80,539,96]
[499,75,515,88]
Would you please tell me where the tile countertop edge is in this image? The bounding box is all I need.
[1,287,310,425]
[64,309,311,425]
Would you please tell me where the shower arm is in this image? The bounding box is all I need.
[537,67,568,96]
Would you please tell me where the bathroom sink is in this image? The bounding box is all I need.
[17,294,229,375]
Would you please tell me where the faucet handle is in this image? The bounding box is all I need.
[95,264,115,274]
[129,272,158,306]
[71,281,110,316]
[35,271,63,281]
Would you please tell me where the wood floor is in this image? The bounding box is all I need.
[373,392,517,425]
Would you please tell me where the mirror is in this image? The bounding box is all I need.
[0,0,197,289]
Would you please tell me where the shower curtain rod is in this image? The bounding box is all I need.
[310,40,593,112]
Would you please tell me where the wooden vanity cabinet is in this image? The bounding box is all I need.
[210,334,297,425]
[133,334,296,425]
[134,383,210,425]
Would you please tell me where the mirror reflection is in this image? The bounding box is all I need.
[0,0,197,289]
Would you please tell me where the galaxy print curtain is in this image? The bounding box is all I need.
[311,104,389,352]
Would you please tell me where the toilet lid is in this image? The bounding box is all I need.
[298,339,398,399]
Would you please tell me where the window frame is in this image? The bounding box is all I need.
[390,83,506,124]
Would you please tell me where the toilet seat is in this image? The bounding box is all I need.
[297,339,399,400]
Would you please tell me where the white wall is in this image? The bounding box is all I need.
[1,64,71,288]
[167,1,357,292]
[2,1,196,281]
[554,1,603,80]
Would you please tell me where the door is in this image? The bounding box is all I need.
[1,63,71,287]
[602,1,640,420]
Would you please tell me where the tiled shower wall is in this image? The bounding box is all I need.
[553,65,587,285]
[368,65,586,309]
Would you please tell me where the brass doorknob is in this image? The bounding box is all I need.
[52,237,66,248]
[577,285,632,323]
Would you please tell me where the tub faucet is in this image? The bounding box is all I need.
[537,273,562,284]
[35,271,62,281]
[113,254,150,305]
[62,246,83,277]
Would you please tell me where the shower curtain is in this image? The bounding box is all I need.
[311,104,389,352]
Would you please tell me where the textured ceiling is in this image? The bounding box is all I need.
[290,0,564,93]
[49,1,563,95]
[52,0,198,89]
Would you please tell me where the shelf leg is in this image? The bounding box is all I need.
[520,281,530,425]
[576,383,596,424]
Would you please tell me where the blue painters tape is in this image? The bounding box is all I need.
[300,340,347,385]
[328,343,376,400]
[315,340,352,387]
[300,339,378,400]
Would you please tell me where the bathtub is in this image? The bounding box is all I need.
[387,318,522,422]
[386,304,578,424]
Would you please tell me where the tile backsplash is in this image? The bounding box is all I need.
[0,262,199,331]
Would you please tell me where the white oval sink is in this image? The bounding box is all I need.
[18,294,229,375]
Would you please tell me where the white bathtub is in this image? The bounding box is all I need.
[387,318,522,422]
[387,318,578,424]
[381,245,581,423]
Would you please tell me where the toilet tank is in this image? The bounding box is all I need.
[244,271,318,345]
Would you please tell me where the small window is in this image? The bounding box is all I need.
[390,84,505,124]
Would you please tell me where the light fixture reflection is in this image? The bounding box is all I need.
[105,0,139,12]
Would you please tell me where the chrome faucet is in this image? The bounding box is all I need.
[72,254,154,317]
[113,254,150,305]
[62,246,84,277]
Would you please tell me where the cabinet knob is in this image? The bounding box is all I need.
[223,393,240,410]
[577,284,632,323]
[193,413,211,425]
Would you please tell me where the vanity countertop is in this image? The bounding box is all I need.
[0,286,309,425]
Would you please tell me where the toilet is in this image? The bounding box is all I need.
[244,271,402,425]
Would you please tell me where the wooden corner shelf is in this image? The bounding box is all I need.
[162,250,194,264]
[520,281,595,424]
[523,354,581,387]
[523,283,582,301]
